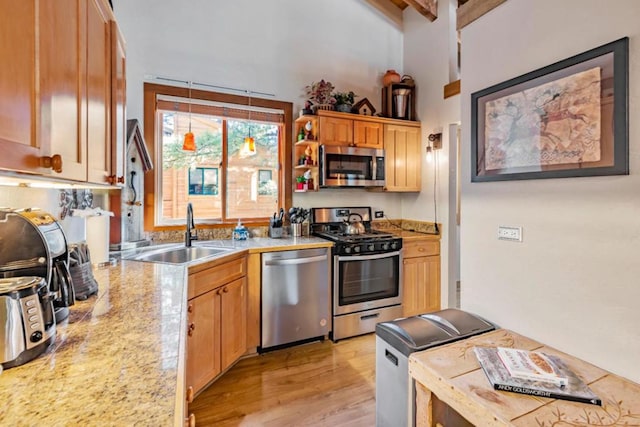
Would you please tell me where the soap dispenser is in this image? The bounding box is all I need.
[233,219,248,241]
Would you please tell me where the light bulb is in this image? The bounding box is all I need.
[426,146,433,163]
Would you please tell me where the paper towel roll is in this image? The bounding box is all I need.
[74,208,114,265]
[86,215,110,264]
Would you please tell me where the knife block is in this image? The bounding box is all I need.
[268,226,283,239]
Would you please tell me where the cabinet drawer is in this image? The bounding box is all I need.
[188,257,246,299]
[403,240,439,258]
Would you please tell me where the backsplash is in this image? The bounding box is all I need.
[372,218,440,235]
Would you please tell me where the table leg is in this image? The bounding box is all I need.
[415,381,433,427]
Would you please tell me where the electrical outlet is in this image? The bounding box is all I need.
[498,226,522,242]
[375,210,384,218]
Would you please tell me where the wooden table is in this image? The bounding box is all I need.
[408,329,640,426]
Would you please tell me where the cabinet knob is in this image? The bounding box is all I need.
[106,175,125,185]
[188,323,195,337]
[186,386,194,403]
[216,289,222,295]
[223,287,229,293]
[40,154,63,173]
[185,413,196,427]
[187,303,193,314]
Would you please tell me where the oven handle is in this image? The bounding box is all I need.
[336,250,401,262]
[263,254,328,266]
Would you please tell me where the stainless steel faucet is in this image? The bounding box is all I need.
[185,202,198,247]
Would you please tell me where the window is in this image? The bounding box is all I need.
[189,167,218,195]
[144,83,293,228]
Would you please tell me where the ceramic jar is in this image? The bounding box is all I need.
[382,69,401,86]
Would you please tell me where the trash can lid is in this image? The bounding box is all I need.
[376,316,454,357]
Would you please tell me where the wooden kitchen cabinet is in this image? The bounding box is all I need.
[403,239,440,317]
[0,1,50,175]
[187,256,247,395]
[353,120,383,149]
[318,115,353,146]
[0,0,124,185]
[384,123,422,192]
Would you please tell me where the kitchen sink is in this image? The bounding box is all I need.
[123,245,231,264]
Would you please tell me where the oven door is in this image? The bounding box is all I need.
[334,251,402,315]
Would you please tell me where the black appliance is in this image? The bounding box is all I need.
[319,145,385,188]
[375,309,495,427]
[311,207,403,341]
[0,208,75,323]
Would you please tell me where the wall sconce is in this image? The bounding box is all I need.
[426,132,442,162]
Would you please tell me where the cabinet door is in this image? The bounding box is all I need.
[86,0,112,184]
[39,0,87,181]
[319,116,353,146]
[353,120,383,149]
[220,277,247,371]
[403,255,440,317]
[384,124,421,192]
[0,1,46,173]
[187,290,221,394]
[110,20,126,185]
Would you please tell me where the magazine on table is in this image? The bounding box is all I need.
[473,346,602,406]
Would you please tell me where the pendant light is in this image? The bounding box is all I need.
[241,91,256,156]
[182,81,196,151]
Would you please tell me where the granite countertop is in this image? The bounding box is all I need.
[0,236,333,426]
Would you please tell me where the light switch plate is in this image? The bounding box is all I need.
[498,226,522,242]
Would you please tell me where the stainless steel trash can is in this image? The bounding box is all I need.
[375,309,495,427]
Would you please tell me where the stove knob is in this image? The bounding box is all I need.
[390,241,398,250]
[367,244,375,252]
[353,245,360,253]
[382,243,390,250]
[344,246,352,254]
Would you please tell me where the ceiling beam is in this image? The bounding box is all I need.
[457,0,507,30]
[403,0,437,21]
[363,0,404,28]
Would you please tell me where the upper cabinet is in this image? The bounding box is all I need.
[0,0,125,185]
[317,111,383,149]
[0,1,48,174]
[384,123,422,192]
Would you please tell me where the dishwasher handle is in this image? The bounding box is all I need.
[263,254,327,266]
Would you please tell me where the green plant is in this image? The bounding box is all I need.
[333,91,356,106]
[296,175,306,183]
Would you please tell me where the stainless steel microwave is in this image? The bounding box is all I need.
[319,145,385,187]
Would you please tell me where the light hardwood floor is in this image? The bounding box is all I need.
[190,334,376,426]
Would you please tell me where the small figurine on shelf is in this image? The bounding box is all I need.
[304,120,314,140]
[297,127,305,141]
[301,100,313,116]
[304,145,313,165]
[299,155,306,166]
[303,170,313,190]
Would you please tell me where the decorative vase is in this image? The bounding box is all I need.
[383,69,401,86]
[335,104,352,113]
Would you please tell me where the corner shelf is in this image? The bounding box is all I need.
[293,116,320,192]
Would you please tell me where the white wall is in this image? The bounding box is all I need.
[113,0,406,213]
[403,1,461,308]
[460,0,640,382]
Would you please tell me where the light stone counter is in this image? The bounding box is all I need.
[0,236,332,426]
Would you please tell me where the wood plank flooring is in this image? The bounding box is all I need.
[190,334,376,426]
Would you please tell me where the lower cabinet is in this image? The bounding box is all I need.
[403,239,440,317]
[186,257,247,395]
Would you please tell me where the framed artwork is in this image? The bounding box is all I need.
[471,37,628,182]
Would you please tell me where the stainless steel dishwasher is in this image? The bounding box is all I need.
[261,248,330,349]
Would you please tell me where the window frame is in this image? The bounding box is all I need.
[188,167,219,196]
[143,83,293,231]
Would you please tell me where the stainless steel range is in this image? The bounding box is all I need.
[311,207,403,341]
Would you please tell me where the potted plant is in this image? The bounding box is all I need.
[333,91,357,113]
[296,175,306,190]
[305,80,336,112]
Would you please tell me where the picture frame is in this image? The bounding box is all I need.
[471,37,628,182]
